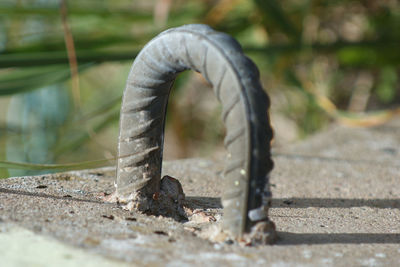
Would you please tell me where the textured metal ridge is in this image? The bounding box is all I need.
[116,24,274,239]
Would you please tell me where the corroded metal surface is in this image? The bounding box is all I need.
[116,24,274,240]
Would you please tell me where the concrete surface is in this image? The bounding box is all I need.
[1,118,400,266]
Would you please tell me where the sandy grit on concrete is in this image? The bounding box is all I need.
[0,118,399,266]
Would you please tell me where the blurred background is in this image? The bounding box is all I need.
[0,0,399,178]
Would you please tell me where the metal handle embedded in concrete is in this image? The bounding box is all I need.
[116,24,274,240]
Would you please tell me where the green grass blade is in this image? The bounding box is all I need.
[4,35,145,54]
[0,50,139,68]
[0,6,153,21]
[0,64,93,95]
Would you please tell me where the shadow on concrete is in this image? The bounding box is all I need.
[277,232,400,245]
[272,198,400,209]
[0,187,106,204]
[273,152,400,167]
[185,196,400,245]
[2,188,397,211]
[185,196,222,209]
[184,197,400,209]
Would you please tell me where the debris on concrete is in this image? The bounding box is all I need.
[1,118,400,266]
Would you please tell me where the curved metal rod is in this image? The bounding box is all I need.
[116,24,274,240]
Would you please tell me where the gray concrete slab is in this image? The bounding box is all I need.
[1,119,399,266]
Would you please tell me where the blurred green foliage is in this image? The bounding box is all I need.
[0,0,399,177]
